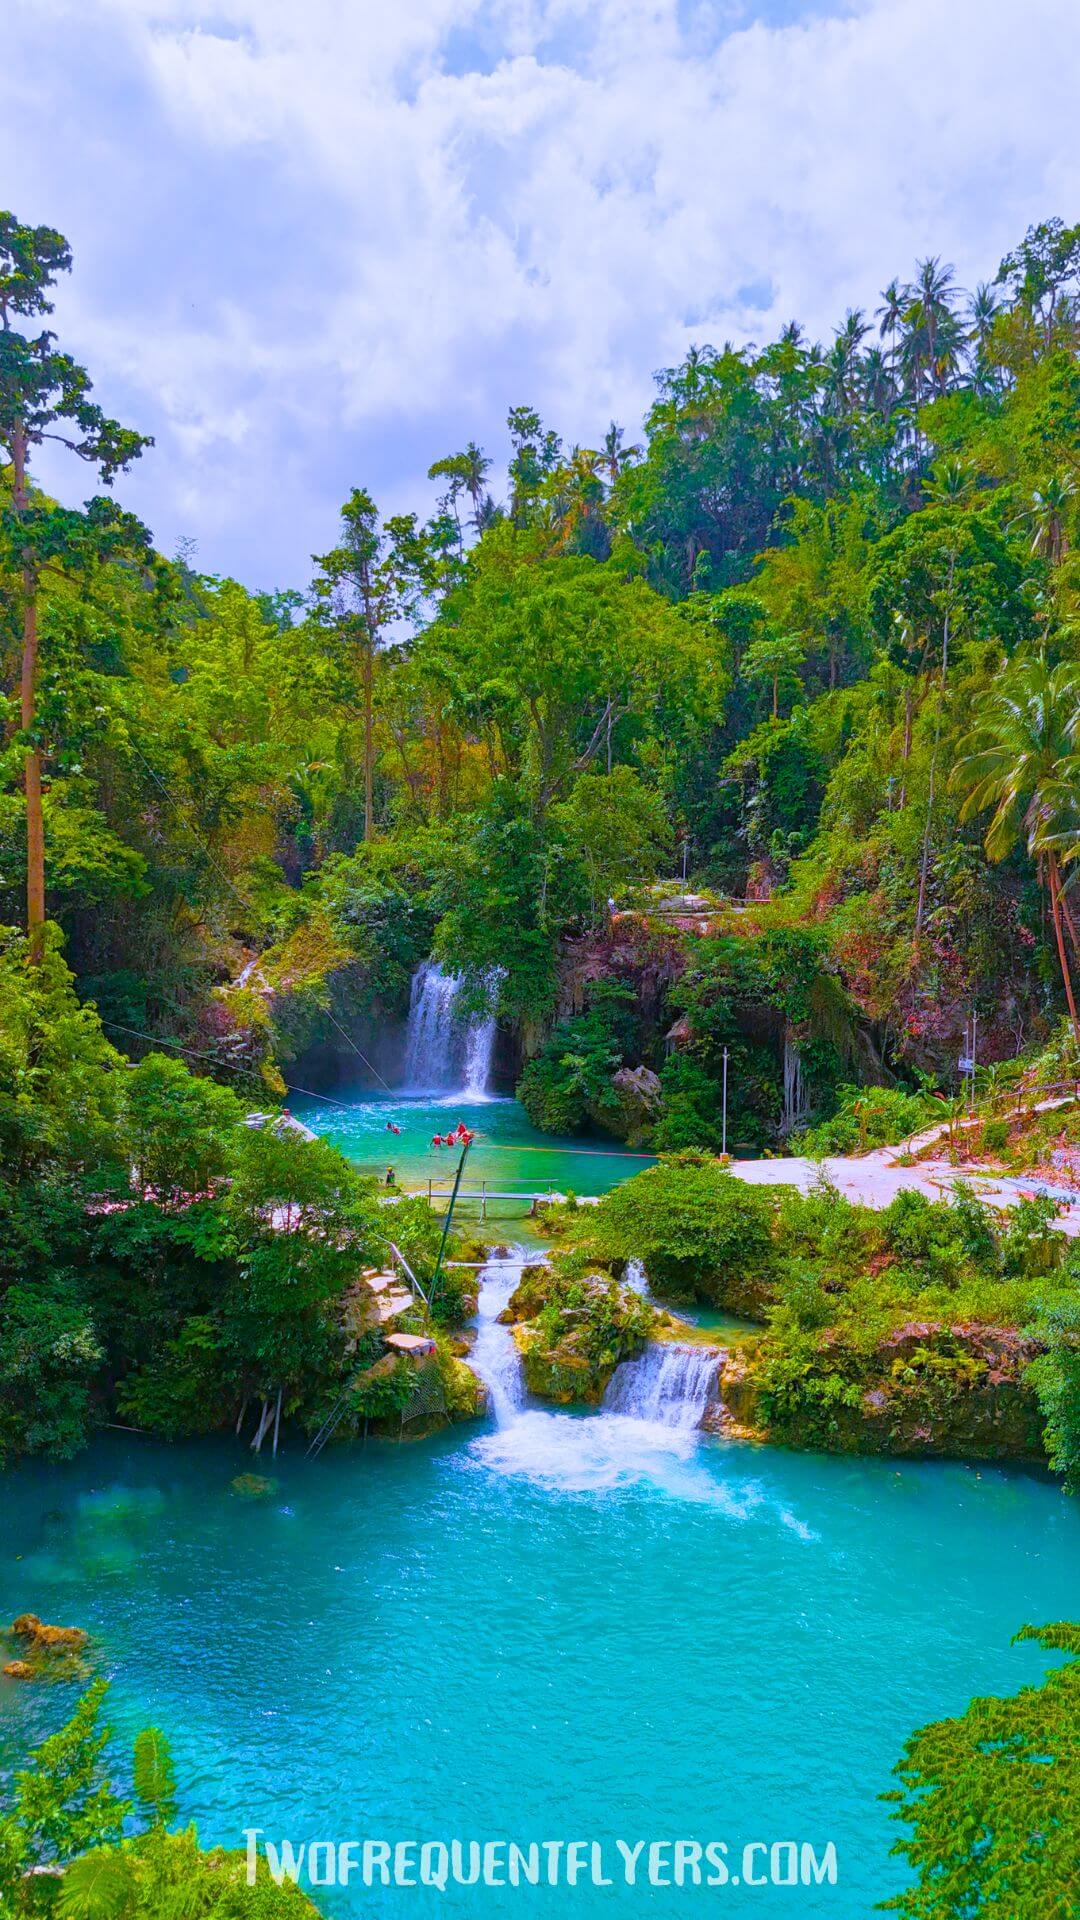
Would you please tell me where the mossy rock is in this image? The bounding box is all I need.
[5,1614,91,1683]
[12,1614,87,1652]
[439,1356,488,1421]
[505,1264,553,1322]
[515,1327,612,1404]
[230,1473,278,1499]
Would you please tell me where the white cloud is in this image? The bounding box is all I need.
[4,0,1080,583]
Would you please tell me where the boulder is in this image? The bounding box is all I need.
[12,1614,87,1652]
[440,1358,488,1421]
[3,1661,35,1680]
[516,1328,602,1404]
[715,1321,1047,1464]
[586,1065,663,1146]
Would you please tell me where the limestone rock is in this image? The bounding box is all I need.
[385,1332,436,1356]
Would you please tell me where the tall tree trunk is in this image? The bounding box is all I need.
[21,592,44,953]
[362,643,374,842]
[1048,852,1080,1047]
[913,556,955,952]
[899,683,914,810]
[12,424,45,958]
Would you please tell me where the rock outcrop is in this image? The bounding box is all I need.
[705,1321,1046,1464]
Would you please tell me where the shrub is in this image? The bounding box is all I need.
[796,1083,933,1155]
[591,1152,776,1307]
[517,984,636,1135]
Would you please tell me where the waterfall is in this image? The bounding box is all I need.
[623,1258,650,1298]
[402,961,499,1096]
[602,1343,720,1430]
[462,1003,498,1099]
[468,1251,526,1425]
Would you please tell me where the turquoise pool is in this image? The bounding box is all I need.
[2,1397,1077,1916]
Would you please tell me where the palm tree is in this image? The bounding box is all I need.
[600,421,642,484]
[861,345,896,418]
[876,278,908,370]
[900,258,960,405]
[922,457,975,506]
[461,441,492,530]
[1025,473,1077,567]
[968,281,999,353]
[953,655,1080,1043]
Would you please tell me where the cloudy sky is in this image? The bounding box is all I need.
[4,0,1080,588]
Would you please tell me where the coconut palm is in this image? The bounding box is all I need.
[1025,472,1077,567]
[461,441,492,530]
[968,281,1000,352]
[599,421,642,484]
[922,456,975,506]
[899,258,960,404]
[953,654,1080,1042]
[876,278,908,369]
[860,344,897,417]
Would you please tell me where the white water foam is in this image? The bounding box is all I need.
[460,1253,817,1532]
[467,1251,527,1425]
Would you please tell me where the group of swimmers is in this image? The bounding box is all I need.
[430,1121,475,1149]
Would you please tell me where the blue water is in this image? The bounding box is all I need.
[3,1096,1078,1916]
[2,1409,1077,1917]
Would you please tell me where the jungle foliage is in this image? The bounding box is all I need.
[6,215,1080,1150]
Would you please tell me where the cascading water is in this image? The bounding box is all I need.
[402,961,499,1096]
[602,1342,721,1430]
[467,1253,728,1495]
[467,1250,527,1425]
[462,1003,498,1100]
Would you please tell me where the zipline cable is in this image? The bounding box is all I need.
[99,1019,354,1111]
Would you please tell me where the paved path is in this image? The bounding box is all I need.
[727,1147,1080,1233]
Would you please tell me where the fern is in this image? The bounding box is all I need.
[132,1728,177,1826]
[56,1846,134,1920]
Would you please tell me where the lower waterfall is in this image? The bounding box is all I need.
[467,1250,526,1425]
[602,1342,720,1430]
[467,1266,724,1495]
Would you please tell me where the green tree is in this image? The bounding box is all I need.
[223,1126,377,1442]
[741,631,808,718]
[0,926,123,1179]
[1,1687,319,1917]
[123,1052,245,1204]
[551,766,670,924]
[1026,1296,1080,1489]
[0,211,151,954]
[311,488,432,842]
[882,1623,1080,1917]
[592,1153,775,1305]
[0,1680,127,1912]
[0,1276,102,1462]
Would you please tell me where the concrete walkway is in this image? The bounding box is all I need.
[727,1147,1080,1234]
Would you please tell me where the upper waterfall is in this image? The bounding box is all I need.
[402,960,499,1096]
